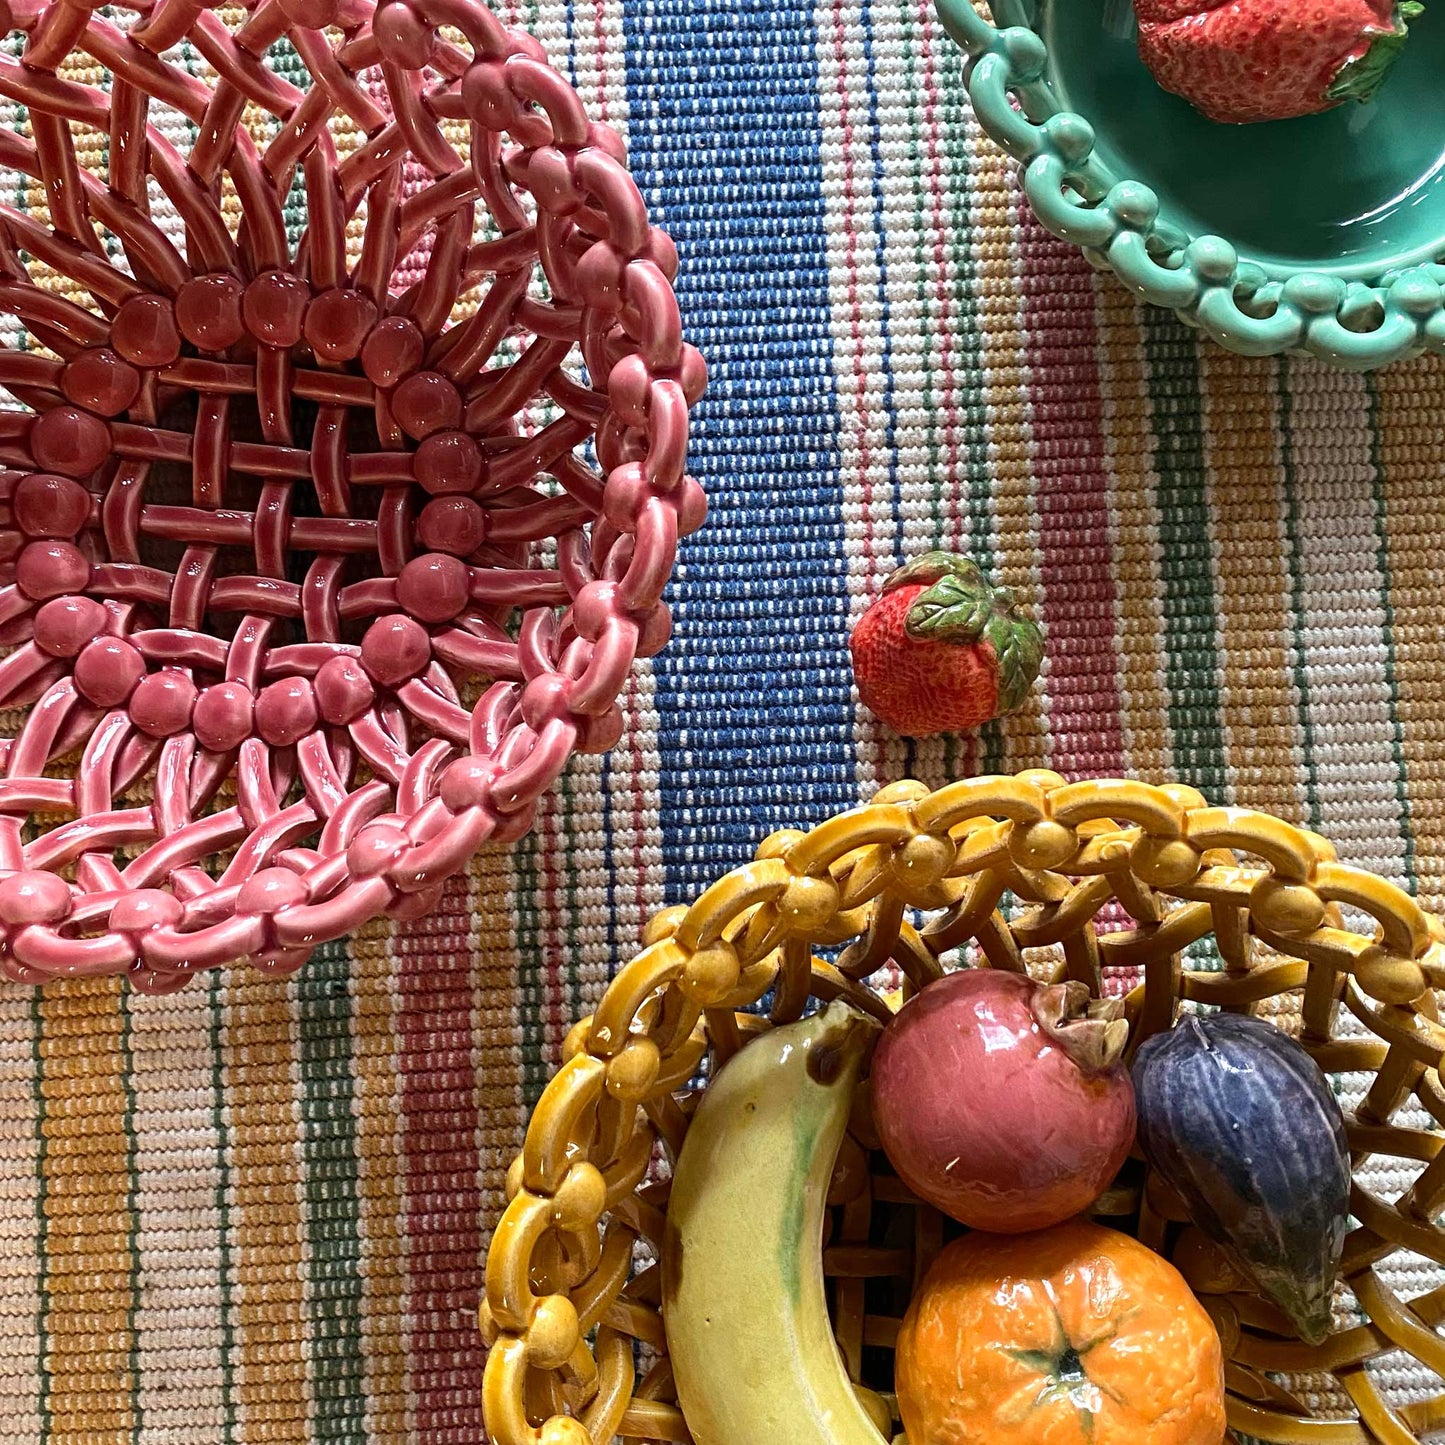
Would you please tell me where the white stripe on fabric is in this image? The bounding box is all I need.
[812,0,895,799]
[126,989,231,1439]
[0,991,38,1444]
[1285,360,1412,885]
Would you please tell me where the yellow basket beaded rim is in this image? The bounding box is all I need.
[481,770,1445,1445]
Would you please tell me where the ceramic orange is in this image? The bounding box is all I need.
[895,1221,1227,1445]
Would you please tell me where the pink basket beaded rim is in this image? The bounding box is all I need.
[0,0,705,988]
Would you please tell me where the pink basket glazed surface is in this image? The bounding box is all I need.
[0,0,703,987]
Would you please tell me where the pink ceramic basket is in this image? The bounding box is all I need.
[0,0,703,987]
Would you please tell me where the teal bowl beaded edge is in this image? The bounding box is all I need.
[934,0,1445,370]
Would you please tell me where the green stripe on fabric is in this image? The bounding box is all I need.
[208,972,238,1445]
[268,37,311,251]
[1363,376,1418,890]
[1277,382,1323,833]
[178,37,202,145]
[29,993,50,1445]
[93,15,124,269]
[1141,310,1227,802]
[117,994,145,1444]
[297,938,367,1444]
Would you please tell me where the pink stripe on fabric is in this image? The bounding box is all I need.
[829,0,885,789]
[1017,207,1125,777]
[539,792,566,1061]
[627,690,652,935]
[832,0,884,797]
[593,0,613,123]
[396,872,485,1445]
[361,64,440,285]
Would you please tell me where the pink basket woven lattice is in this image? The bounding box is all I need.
[0,0,703,988]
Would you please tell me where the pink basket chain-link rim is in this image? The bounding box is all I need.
[0,0,705,988]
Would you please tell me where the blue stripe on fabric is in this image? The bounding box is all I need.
[621,0,857,902]
[562,0,578,88]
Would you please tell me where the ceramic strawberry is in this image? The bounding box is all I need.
[1136,0,1423,124]
[849,552,1043,737]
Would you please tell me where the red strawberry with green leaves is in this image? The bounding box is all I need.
[849,553,1044,738]
[1136,0,1423,124]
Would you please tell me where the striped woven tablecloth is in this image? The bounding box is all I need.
[2,1,1444,1442]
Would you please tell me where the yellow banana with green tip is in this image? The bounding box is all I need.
[661,1000,892,1445]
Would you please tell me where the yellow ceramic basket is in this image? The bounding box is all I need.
[481,772,1445,1445]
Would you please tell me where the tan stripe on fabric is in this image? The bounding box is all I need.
[968,150,1049,770]
[353,914,409,1445]
[472,845,527,1252]
[605,667,668,950]
[0,987,40,1440]
[531,784,567,1070]
[1198,349,1307,823]
[23,171,61,302]
[38,978,135,1443]
[128,988,229,1437]
[561,752,613,1023]
[1096,281,1172,784]
[19,50,104,300]
[223,973,308,1440]
[1374,355,1445,909]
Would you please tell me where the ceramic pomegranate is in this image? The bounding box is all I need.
[871,971,1135,1233]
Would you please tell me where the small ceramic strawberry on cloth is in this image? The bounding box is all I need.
[850,552,1044,737]
[1137,0,1424,124]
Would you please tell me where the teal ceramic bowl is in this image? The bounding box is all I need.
[935,0,1445,368]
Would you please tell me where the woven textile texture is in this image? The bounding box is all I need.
[1,1,1444,1442]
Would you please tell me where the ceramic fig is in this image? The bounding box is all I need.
[1132,1012,1351,1344]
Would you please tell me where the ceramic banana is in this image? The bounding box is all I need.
[661,1000,890,1445]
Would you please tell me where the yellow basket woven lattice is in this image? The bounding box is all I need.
[480,771,1445,1445]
